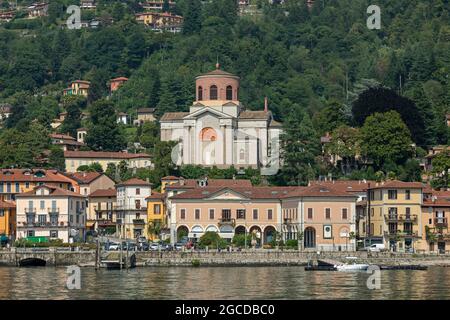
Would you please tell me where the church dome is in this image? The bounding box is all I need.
[195,64,240,103]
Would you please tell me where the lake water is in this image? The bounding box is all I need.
[1,266,450,300]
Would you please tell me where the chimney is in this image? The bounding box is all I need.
[264,97,268,112]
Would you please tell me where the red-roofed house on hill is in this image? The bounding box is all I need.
[160,65,282,173]
[50,133,85,151]
[64,150,152,173]
[110,77,128,93]
[69,171,115,196]
[15,185,86,243]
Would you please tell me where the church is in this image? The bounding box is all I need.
[160,64,282,174]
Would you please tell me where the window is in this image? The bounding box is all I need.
[25,182,29,189]
[307,208,313,219]
[405,190,411,200]
[154,204,161,214]
[50,214,58,226]
[50,230,58,238]
[27,230,35,237]
[210,85,218,100]
[222,209,231,221]
[388,190,397,200]
[6,183,11,193]
[69,215,73,223]
[406,207,411,219]
[135,200,141,209]
[198,86,203,100]
[40,200,45,210]
[195,209,200,220]
[325,208,331,220]
[136,188,140,195]
[38,214,46,225]
[209,209,215,220]
[342,208,348,220]
[371,208,374,217]
[76,215,79,224]
[136,212,140,219]
[15,182,19,192]
[268,209,273,220]
[369,190,374,201]
[237,209,246,219]
[0,183,3,193]
[253,209,258,220]
[0,210,4,217]
[226,85,233,100]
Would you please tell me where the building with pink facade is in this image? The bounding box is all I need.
[167,180,358,250]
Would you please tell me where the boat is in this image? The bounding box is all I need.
[334,257,369,272]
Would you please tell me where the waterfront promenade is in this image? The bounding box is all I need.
[3,248,450,267]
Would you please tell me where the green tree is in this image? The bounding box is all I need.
[85,99,126,151]
[48,146,65,171]
[182,0,202,35]
[326,126,360,175]
[279,108,320,186]
[360,111,413,167]
[198,231,227,249]
[431,150,450,190]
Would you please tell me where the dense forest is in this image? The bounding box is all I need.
[0,0,449,188]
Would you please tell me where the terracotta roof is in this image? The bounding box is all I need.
[0,200,15,209]
[89,188,116,198]
[160,112,189,121]
[283,184,356,198]
[170,186,297,200]
[137,108,155,114]
[111,77,128,82]
[311,180,374,193]
[161,176,181,180]
[50,133,75,140]
[70,172,102,184]
[369,180,424,190]
[117,178,152,186]
[239,111,270,120]
[146,191,165,200]
[166,178,253,190]
[72,80,91,84]
[0,169,76,184]
[64,151,151,159]
[16,185,85,198]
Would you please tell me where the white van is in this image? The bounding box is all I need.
[366,243,386,252]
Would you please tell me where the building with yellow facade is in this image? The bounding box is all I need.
[146,191,166,241]
[63,80,90,96]
[359,180,424,252]
[0,199,16,243]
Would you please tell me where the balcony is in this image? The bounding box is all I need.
[434,218,448,228]
[384,214,418,223]
[218,218,235,227]
[48,208,60,214]
[133,219,146,225]
[384,230,419,238]
[21,221,66,228]
[25,208,36,214]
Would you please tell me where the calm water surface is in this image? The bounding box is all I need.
[1,266,450,299]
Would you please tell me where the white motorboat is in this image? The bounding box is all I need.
[334,257,369,271]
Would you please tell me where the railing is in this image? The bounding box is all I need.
[384,230,419,238]
[20,221,66,228]
[434,218,448,228]
[48,208,59,214]
[133,219,145,225]
[25,208,36,214]
[218,218,235,226]
[384,214,418,223]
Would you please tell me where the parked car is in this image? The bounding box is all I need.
[121,242,137,251]
[164,244,173,251]
[107,242,120,251]
[150,242,160,251]
[174,242,184,251]
[365,243,386,252]
[139,242,149,251]
[137,236,147,243]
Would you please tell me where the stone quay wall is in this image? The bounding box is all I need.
[2,248,450,267]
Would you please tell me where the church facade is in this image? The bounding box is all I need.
[160,65,282,174]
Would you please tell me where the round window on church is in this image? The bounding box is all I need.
[200,127,217,142]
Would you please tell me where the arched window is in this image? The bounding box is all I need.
[198,86,203,101]
[210,85,218,100]
[226,85,233,100]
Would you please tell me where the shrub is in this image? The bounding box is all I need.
[198,231,227,249]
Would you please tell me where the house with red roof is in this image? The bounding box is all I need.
[15,185,86,243]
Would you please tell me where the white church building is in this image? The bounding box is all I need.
[160,64,282,174]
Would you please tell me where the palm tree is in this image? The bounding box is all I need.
[147,221,162,241]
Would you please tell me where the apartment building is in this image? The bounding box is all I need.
[87,188,116,234]
[0,200,16,242]
[15,185,86,243]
